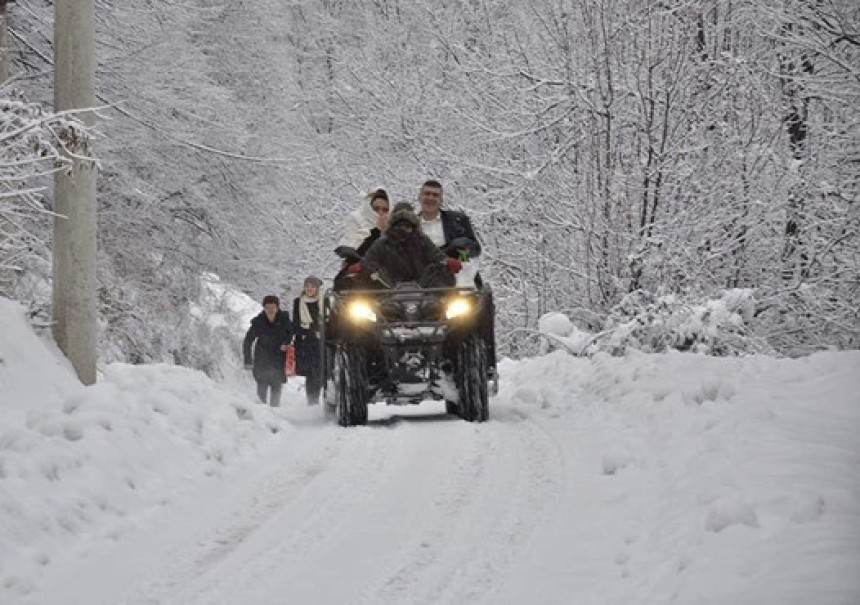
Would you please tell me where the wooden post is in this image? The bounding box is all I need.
[0,1,10,84]
[52,0,97,384]
[0,0,15,296]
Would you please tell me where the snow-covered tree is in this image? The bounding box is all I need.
[0,90,76,300]
[6,0,858,363]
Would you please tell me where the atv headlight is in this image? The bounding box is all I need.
[445,297,472,320]
[346,299,377,323]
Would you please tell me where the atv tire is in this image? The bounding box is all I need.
[454,334,489,422]
[333,343,369,427]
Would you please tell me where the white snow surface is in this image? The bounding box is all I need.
[1,295,859,604]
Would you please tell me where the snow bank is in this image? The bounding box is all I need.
[495,348,860,603]
[0,298,289,596]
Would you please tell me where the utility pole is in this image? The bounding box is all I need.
[0,0,14,84]
[53,0,97,385]
[0,0,15,297]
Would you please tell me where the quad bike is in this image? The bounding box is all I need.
[320,278,496,427]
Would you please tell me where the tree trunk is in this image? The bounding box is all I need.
[779,22,813,281]
[52,0,98,385]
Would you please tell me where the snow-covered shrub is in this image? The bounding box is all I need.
[98,270,256,379]
[537,311,595,355]
[756,282,860,356]
[538,312,574,339]
[599,289,765,356]
[539,289,769,357]
[0,91,85,295]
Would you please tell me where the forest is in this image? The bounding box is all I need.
[3,0,858,372]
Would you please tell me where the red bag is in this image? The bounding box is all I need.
[285,344,296,377]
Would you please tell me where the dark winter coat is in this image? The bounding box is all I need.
[439,209,481,259]
[362,229,455,288]
[243,310,293,385]
[292,296,321,378]
[356,227,382,257]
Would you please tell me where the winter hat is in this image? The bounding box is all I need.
[303,275,323,288]
[262,295,280,307]
[365,186,389,204]
[387,201,420,232]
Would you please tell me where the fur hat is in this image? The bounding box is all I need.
[303,275,323,288]
[262,295,280,307]
[387,201,420,232]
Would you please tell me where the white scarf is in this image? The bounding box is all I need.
[339,199,379,248]
[299,294,319,330]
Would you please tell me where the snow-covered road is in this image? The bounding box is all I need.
[32,400,567,605]
[3,292,859,605]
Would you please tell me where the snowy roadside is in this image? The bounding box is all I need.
[491,349,860,604]
[0,297,293,597]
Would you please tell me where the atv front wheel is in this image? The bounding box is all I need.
[333,343,369,427]
[454,335,489,422]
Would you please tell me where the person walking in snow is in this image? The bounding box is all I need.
[292,276,324,405]
[243,295,293,407]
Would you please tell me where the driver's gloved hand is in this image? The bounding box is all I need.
[334,246,362,264]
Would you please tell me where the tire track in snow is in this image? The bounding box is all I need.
[68,404,563,605]
[119,423,411,605]
[359,408,565,605]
